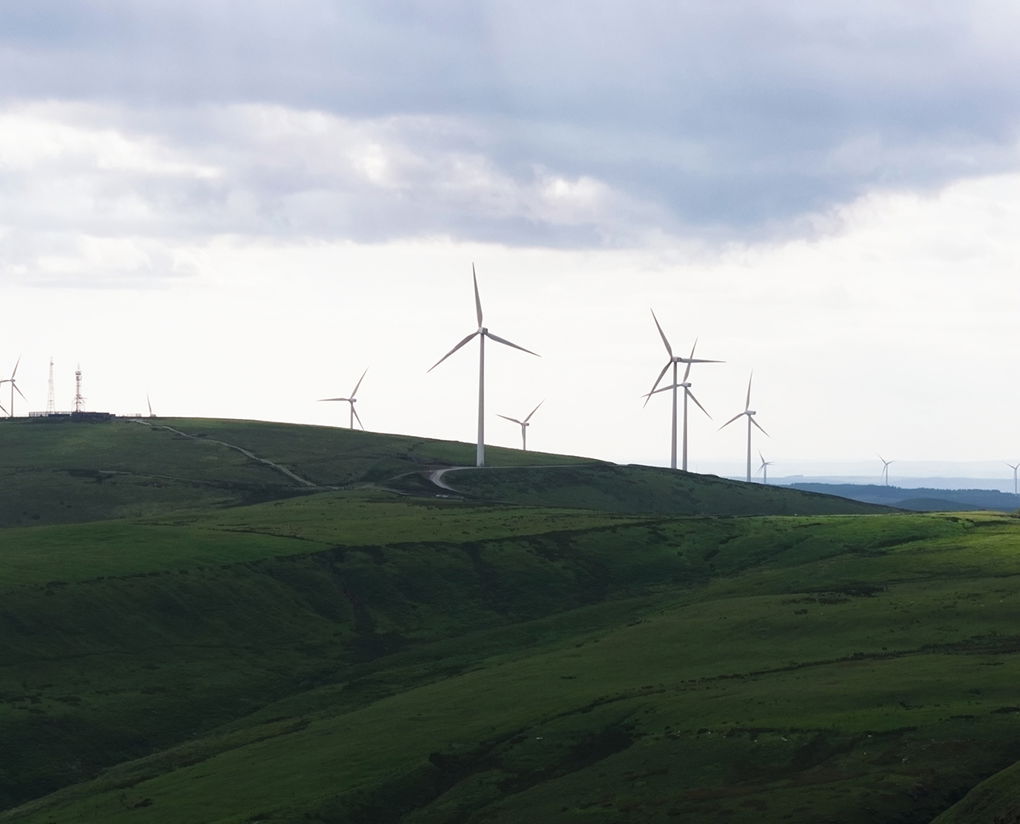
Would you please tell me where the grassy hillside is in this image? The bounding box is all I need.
[436,464,890,515]
[4,417,1019,822]
[0,417,593,528]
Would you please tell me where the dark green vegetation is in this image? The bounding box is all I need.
[791,482,1020,513]
[444,464,888,516]
[1,417,1019,822]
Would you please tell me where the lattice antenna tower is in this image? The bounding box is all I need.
[46,357,56,415]
[74,364,85,413]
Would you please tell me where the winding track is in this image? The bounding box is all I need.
[131,420,322,488]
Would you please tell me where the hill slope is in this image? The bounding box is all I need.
[6,417,1018,823]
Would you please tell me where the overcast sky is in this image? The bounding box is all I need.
[2,1,1020,481]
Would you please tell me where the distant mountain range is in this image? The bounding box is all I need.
[781,481,1020,511]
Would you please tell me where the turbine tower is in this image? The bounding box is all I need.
[1007,462,1018,495]
[878,455,894,486]
[759,452,774,484]
[319,369,368,430]
[645,309,722,471]
[46,357,56,415]
[0,357,26,418]
[429,265,539,467]
[498,400,543,451]
[719,373,768,482]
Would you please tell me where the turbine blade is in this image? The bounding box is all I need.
[428,331,478,372]
[682,339,697,381]
[719,412,744,430]
[745,372,753,411]
[350,368,368,399]
[751,417,769,437]
[644,361,671,405]
[524,400,544,422]
[686,388,712,419]
[352,406,365,430]
[11,356,20,378]
[472,263,483,328]
[14,384,26,400]
[649,308,673,358]
[484,331,539,357]
[319,397,352,402]
[0,401,6,414]
[498,414,523,425]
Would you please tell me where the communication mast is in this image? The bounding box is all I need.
[74,364,85,413]
[46,358,56,415]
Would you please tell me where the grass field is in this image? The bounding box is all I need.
[1,417,1019,822]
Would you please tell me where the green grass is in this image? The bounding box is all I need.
[439,463,891,515]
[2,417,1018,822]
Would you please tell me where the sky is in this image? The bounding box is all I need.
[2,1,1020,481]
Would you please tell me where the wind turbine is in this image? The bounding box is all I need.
[146,394,156,418]
[759,452,774,484]
[498,401,544,451]
[645,310,722,470]
[0,357,26,418]
[319,369,368,430]
[1007,462,1019,495]
[719,373,768,482]
[878,455,894,486]
[429,265,539,467]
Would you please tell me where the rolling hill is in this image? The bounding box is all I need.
[1,416,1019,822]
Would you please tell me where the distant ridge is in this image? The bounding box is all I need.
[787,482,1020,511]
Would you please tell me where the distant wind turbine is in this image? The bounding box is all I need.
[759,452,774,484]
[498,401,544,451]
[429,265,539,467]
[319,369,368,430]
[1007,462,1019,495]
[719,373,768,483]
[0,357,26,418]
[645,310,722,471]
[878,455,894,486]
[146,394,156,418]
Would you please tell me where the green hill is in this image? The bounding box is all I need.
[3,417,1020,823]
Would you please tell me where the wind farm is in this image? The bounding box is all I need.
[5,275,1020,824]
[7,5,1020,822]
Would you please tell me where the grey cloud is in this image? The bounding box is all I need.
[2,2,1019,247]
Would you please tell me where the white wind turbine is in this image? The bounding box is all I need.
[0,357,26,418]
[878,455,894,486]
[646,310,722,471]
[719,373,768,482]
[498,401,544,452]
[1007,462,1018,495]
[319,369,368,430]
[429,265,539,468]
[759,452,774,484]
